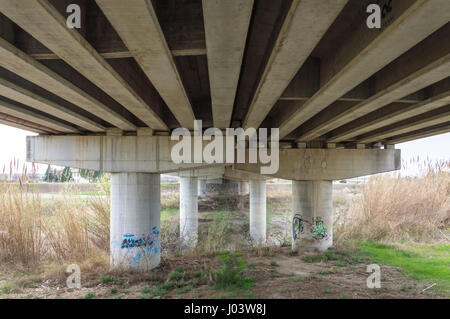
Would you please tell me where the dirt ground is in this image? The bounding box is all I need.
[0,247,445,299]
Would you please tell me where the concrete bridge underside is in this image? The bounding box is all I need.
[0,0,448,271]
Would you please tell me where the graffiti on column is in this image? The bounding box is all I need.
[309,217,329,241]
[292,215,329,241]
[292,214,307,240]
[120,226,160,250]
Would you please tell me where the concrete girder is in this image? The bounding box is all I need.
[203,0,253,129]
[0,38,135,131]
[0,0,167,131]
[385,122,450,144]
[0,98,77,133]
[96,0,196,129]
[29,49,207,61]
[0,118,47,134]
[0,77,105,132]
[278,0,450,139]
[326,79,450,142]
[295,24,450,141]
[242,0,347,130]
[357,106,450,143]
[26,135,400,180]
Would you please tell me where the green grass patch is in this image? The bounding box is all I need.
[99,275,121,284]
[213,252,256,291]
[358,241,450,293]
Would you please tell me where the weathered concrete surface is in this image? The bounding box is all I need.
[296,24,450,141]
[234,148,400,180]
[243,0,347,130]
[0,77,105,132]
[0,98,77,133]
[180,176,198,248]
[327,80,450,142]
[110,173,160,271]
[26,135,400,179]
[0,0,167,130]
[279,0,450,139]
[0,38,135,130]
[96,0,196,129]
[203,0,253,128]
[357,106,450,143]
[292,180,333,252]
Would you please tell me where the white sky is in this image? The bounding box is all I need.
[0,124,448,175]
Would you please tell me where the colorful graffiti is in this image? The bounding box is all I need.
[292,215,329,241]
[121,226,160,249]
[309,217,329,241]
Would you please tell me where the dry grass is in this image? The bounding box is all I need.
[335,159,450,246]
[0,164,110,268]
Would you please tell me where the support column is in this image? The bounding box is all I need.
[249,179,266,245]
[180,176,198,248]
[239,181,249,195]
[292,180,333,252]
[110,173,160,271]
[198,179,207,197]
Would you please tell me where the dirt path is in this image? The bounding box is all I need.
[0,248,445,299]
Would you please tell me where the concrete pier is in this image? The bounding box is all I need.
[198,179,207,197]
[249,179,266,245]
[110,173,161,271]
[292,180,333,252]
[180,176,198,248]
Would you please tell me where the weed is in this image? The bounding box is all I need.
[99,275,120,284]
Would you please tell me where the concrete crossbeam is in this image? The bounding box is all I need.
[26,135,400,180]
[279,0,450,139]
[96,0,196,129]
[203,0,253,128]
[243,0,347,130]
[0,0,167,130]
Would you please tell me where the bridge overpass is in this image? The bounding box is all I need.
[0,0,448,271]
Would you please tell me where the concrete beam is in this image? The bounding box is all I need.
[327,79,450,142]
[0,98,77,133]
[385,122,450,144]
[279,0,450,139]
[0,117,47,134]
[0,77,105,132]
[203,0,253,128]
[26,135,400,180]
[96,0,195,129]
[242,0,347,130]
[0,38,135,131]
[295,24,450,141]
[0,0,167,130]
[29,49,206,60]
[357,106,450,143]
